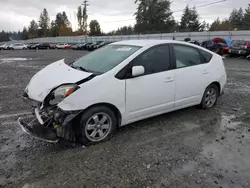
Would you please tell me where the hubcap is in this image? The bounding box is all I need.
[84,113,112,142]
[205,88,217,108]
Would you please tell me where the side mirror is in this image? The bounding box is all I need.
[132,66,145,77]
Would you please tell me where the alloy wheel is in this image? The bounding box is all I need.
[84,112,112,142]
[205,88,217,108]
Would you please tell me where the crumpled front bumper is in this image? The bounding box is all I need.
[18,116,59,143]
[18,104,79,143]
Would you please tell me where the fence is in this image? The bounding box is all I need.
[3,30,250,44]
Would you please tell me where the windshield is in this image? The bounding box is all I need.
[72,45,141,74]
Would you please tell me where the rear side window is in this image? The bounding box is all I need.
[199,49,213,63]
[173,44,203,68]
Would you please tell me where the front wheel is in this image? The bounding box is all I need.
[76,106,117,145]
[200,84,219,109]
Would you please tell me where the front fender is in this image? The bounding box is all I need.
[58,76,126,116]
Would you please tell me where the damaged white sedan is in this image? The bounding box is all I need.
[19,40,227,145]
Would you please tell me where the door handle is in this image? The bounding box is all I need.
[164,77,174,83]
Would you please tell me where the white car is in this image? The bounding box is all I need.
[56,43,72,49]
[10,43,28,50]
[19,40,227,145]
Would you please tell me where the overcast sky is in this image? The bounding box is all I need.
[0,0,249,32]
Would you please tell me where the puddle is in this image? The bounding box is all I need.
[199,113,250,186]
[220,114,242,131]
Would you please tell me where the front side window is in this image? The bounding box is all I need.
[72,45,141,74]
[132,45,171,75]
[173,44,202,68]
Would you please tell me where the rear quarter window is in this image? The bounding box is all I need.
[199,49,213,63]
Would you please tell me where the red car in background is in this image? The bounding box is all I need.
[212,38,232,55]
[56,43,72,49]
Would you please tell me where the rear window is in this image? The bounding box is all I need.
[231,40,246,45]
[199,49,213,63]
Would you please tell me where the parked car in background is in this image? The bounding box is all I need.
[29,44,40,49]
[56,43,72,49]
[189,40,200,46]
[72,43,86,50]
[27,43,37,49]
[50,44,57,49]
[201,38,231,55]
[0,44,7,50]
[88,41,104,51]
[10,43,28,50]
[84,42,93,50]
[90,41,110,51]
[228,40,250,57]
[212,38,232,55]
[19,40,226,145]
[201,40,215,51]
[37,43,51,49]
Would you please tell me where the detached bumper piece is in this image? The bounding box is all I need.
[18,116,59,143]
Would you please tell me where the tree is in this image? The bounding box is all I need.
[28,20,38,39]
[59,24,73,36]
[0,30,9,42]
[180,6,202,32]
[39,8,50,37]
[210,18,232,31]
[229,8,244,30]
[134,0,175,34]
[52,11,73,36]
[50,21,58,37]
[243,4,250,30]
[89,20,101,36]
[21,27,29,40]
[77,6,83,31]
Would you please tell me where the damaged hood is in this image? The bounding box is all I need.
[26,59,92,101]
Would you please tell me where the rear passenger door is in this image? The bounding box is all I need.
[172,44,211,108]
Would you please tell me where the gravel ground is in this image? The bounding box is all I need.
[0,50,250,188]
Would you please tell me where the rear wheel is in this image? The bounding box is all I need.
[76,106,117,145]
[200,84,219,109]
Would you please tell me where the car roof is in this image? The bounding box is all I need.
[112,40,196,47]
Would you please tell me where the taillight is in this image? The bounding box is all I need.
[245,41,248,49]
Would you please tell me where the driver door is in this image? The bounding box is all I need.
[125,44,175,123]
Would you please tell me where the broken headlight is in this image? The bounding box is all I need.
[47,84,79,106]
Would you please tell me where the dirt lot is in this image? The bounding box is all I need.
[0,49,250,188]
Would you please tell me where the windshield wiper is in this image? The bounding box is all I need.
[78,66,90,72]
[71,65,90,73]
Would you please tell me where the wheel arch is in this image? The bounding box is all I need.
[81,103,122,127]
[209,81,221,95]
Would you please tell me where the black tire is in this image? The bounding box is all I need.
[76,106,117,145]
[200,84,219,109]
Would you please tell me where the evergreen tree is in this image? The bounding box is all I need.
[180,6,202,32]
[243,4,250,30]
[89,20,101,36]
[21,27,29,40]
[229,8,244,30]
[77,6,83,31]
[134,0,175,34]
[28,20,39,39]
[39,8,50,37]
